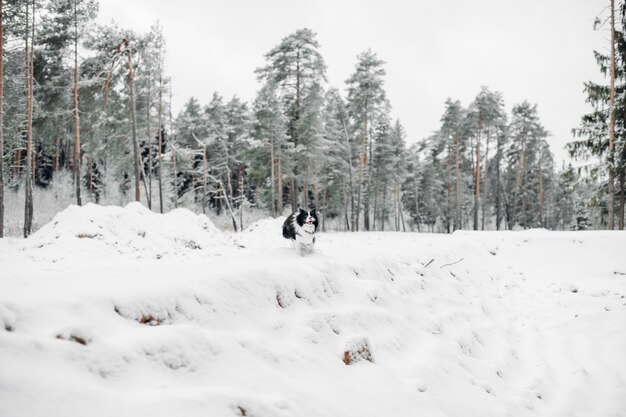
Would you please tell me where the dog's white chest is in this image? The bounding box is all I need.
[294,222,315,253]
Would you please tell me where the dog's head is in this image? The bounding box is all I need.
[297,208,319,230]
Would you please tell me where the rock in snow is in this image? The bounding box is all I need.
[0,203,625,417]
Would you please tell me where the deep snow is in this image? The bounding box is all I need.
[1,203,625,417]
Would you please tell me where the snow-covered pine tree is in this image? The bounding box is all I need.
[255,28,326,212]
[439,99,465,231]
[468,87,504,230]
[570,2,626,230]
[505,102,549,229]
[346,49,389,231]
[249,82,289,217]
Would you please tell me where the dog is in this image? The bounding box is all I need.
[282,208,319,254]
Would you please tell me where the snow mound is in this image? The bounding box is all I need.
[235,216,288,250]
[27,202,239,259]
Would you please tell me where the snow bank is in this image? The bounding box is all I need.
[24,202,239,259]
[1,218,625,417]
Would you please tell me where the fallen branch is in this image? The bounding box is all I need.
[423,259,435,268]
[440,258,464,268]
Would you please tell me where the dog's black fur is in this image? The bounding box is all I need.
[282,208,319,244]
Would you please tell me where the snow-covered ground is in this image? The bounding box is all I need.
[1,203,625,417]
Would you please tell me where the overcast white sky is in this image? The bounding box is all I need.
[98,0,608,165]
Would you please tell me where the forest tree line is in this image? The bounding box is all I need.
[0,0,622,237]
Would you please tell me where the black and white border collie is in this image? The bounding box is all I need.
[282,208,319,254]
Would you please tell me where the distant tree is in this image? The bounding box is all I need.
[440,99,464,231]
[505,102,550,229]
[468,87,504,230]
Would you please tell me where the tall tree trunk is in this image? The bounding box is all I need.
[618,170,624,230]
[455,130,461,230]
[474,115,481,230]
[343,184,350,231]
[482,129,490,230]
[238,162,244,231]
[124,39,141,202]
[201,146,207,214]
[269,133,276,217]
[87,156,93,196]
[359,104,370,231]
[0,0,4,238]
[54,136,60,174]
[146,72,153,209]
[277,147,283,214]
[157,75,164,213]
[539,159,546,227]
[373,174,379,231]
[72,0,81,206]
[414,180,421,232]
[397,182,406,232]
[608,0,616,230]
[339,106,355,231]
[169,82,177,208]
[322,174,328,232]
[447,132,452,233]
[512,130,526,227]
[495,135,502,230]
[23,0,34,238]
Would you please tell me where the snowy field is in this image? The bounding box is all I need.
[1,203,625,417]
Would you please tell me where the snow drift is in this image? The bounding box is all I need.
[1,204,625,417]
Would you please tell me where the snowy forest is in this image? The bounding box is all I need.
[0,0,624,237]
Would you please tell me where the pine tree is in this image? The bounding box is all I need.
[346,49,389,231]
[250,82,288,216]
[255,28,326,212]
[506,102,549,229]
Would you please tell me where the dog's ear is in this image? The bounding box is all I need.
[299,207,306,213]
[311,208,317,214]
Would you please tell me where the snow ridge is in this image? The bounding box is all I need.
[1,205,625,417]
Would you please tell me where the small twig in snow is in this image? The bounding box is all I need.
[423,259,435,268]
[614,271,626,276]
[440,258,464,269]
